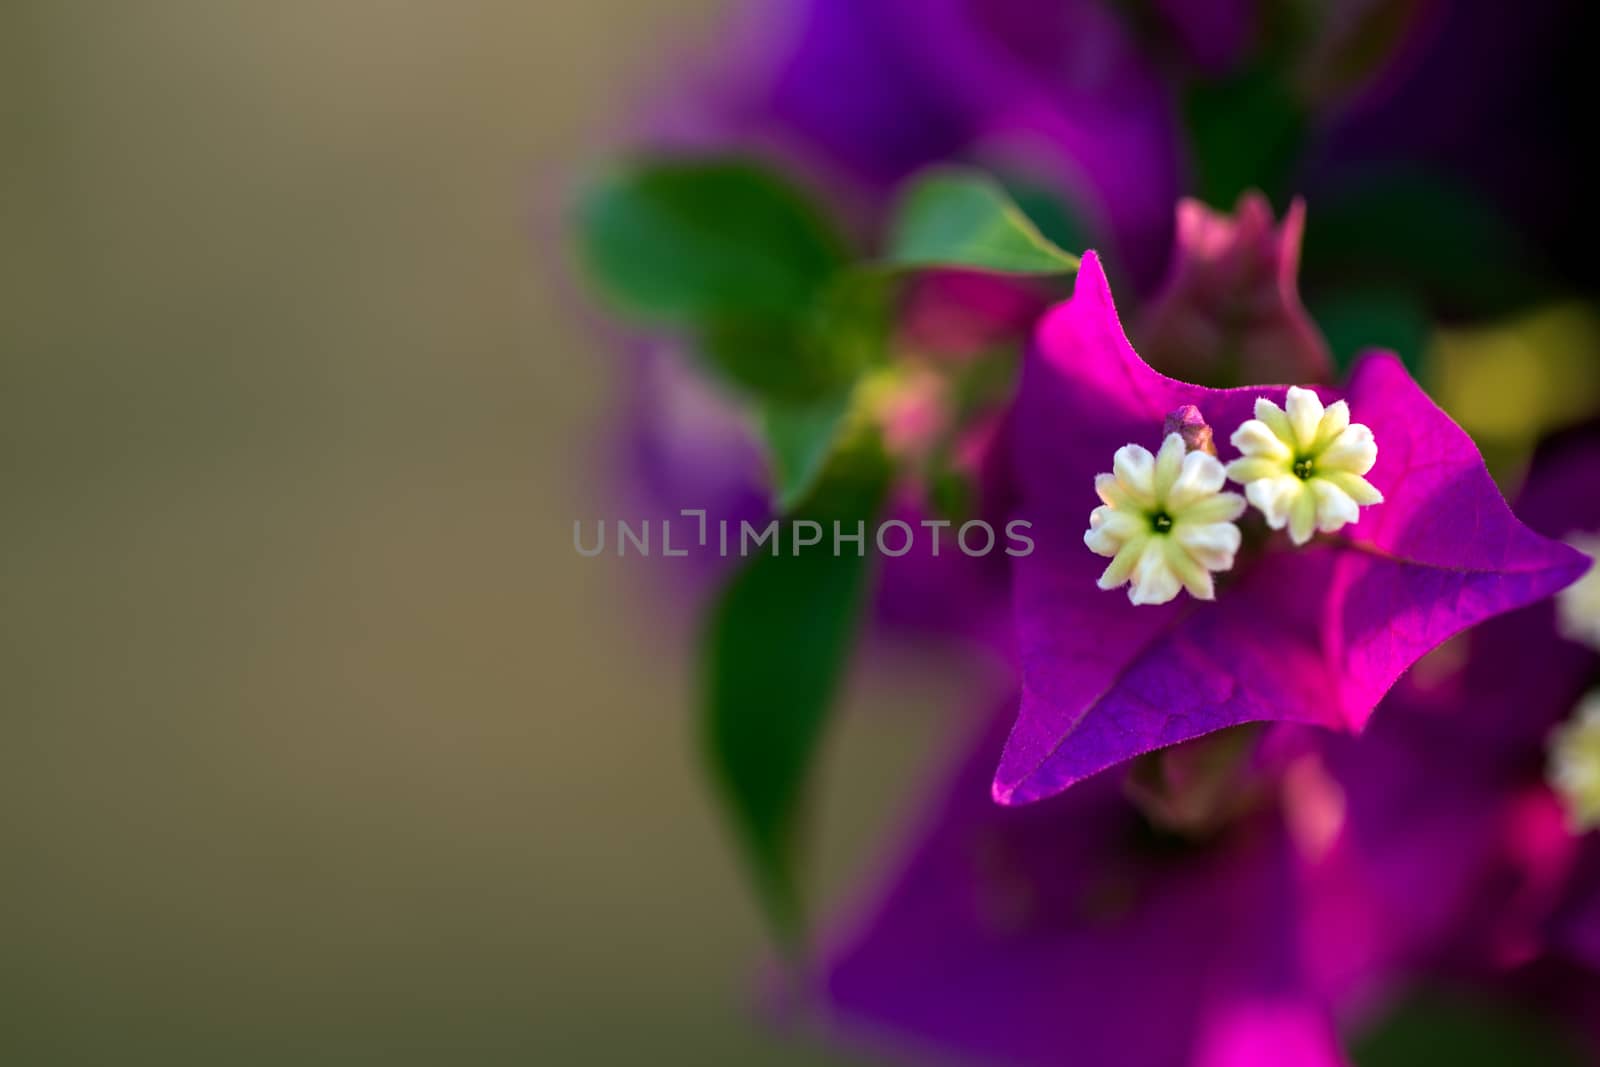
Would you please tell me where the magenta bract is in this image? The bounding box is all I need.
[998,252,1588,806]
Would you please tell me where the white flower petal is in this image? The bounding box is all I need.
[1112,444,1156,494]
[1288,485,1319,545]
[1179,491,1248,526]
[1320,424,1378,475]
[1175,521,1242,571]
[1225,456,1285,485]
[1309,478,1361,533]
[1253,397,1295,446]
[1284,386,1325,450]
[1230,419,1291,461]
[1167,450,1227,510]
[1097,538,1145,590]
[1245,475,1304,529]
[1084,505,1147,555]
[1311,400,1350,452]
[1153,433,1187,499]
[1322,470,1384,507]
[1094,472,1133,508]
[1129,538,1182,605]
[1162,537,1215,600]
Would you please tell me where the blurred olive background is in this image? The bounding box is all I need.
[0,3,967,1062]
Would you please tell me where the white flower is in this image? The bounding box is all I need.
[1556,534,1600,651]
[1548,692,1600,833]
[1085,433,1247,606]
[1225,387,1383,545]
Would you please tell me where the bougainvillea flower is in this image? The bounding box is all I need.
[824,711,1349,1067]
[1085,433,1246,604]
[1291,429,1600,1000]
[1225,388,1383,545]
[999,251,1588,805]
[1139,195,1333,387]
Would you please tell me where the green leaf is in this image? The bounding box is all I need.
[700,441,890,945]
[761,391,855,513]
[1353,991,1588,1067]
[576,157,847,324]
[697,317,837,401]
[885,168,1081,275]
[755,268,897,509]
[577,157,889,405]
[996,173,1095,257]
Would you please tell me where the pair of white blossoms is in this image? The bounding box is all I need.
[1085,387,1382,605]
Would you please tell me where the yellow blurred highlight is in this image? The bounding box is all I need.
[1429,303,1600,455]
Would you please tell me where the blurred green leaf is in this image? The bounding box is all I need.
[1302,167,1546,317]
[762,391,855,513]
[694,317,821,399]
[700,440,890,946]
[756,268,897,510]
[707,263,896,408]
[885,168,1081,275]
[578,157,862,401]
[1310,287,1432,376]
[577,157,847,322]
[996,173,1096,257]
[1353,991,1588,1067]
[809,267,896,380]
[1185,66,1305,208]
[927,464,975,523]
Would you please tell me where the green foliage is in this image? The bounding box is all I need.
[997,174,1095,259]
[577,157,856,402]
[577,156,846,323]
[577,158,1081,511]
[760,269,896,510]
[699,440,891,945]
[580,160,1081,946]
[885,168,1082,275]
[761,390,856,514]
